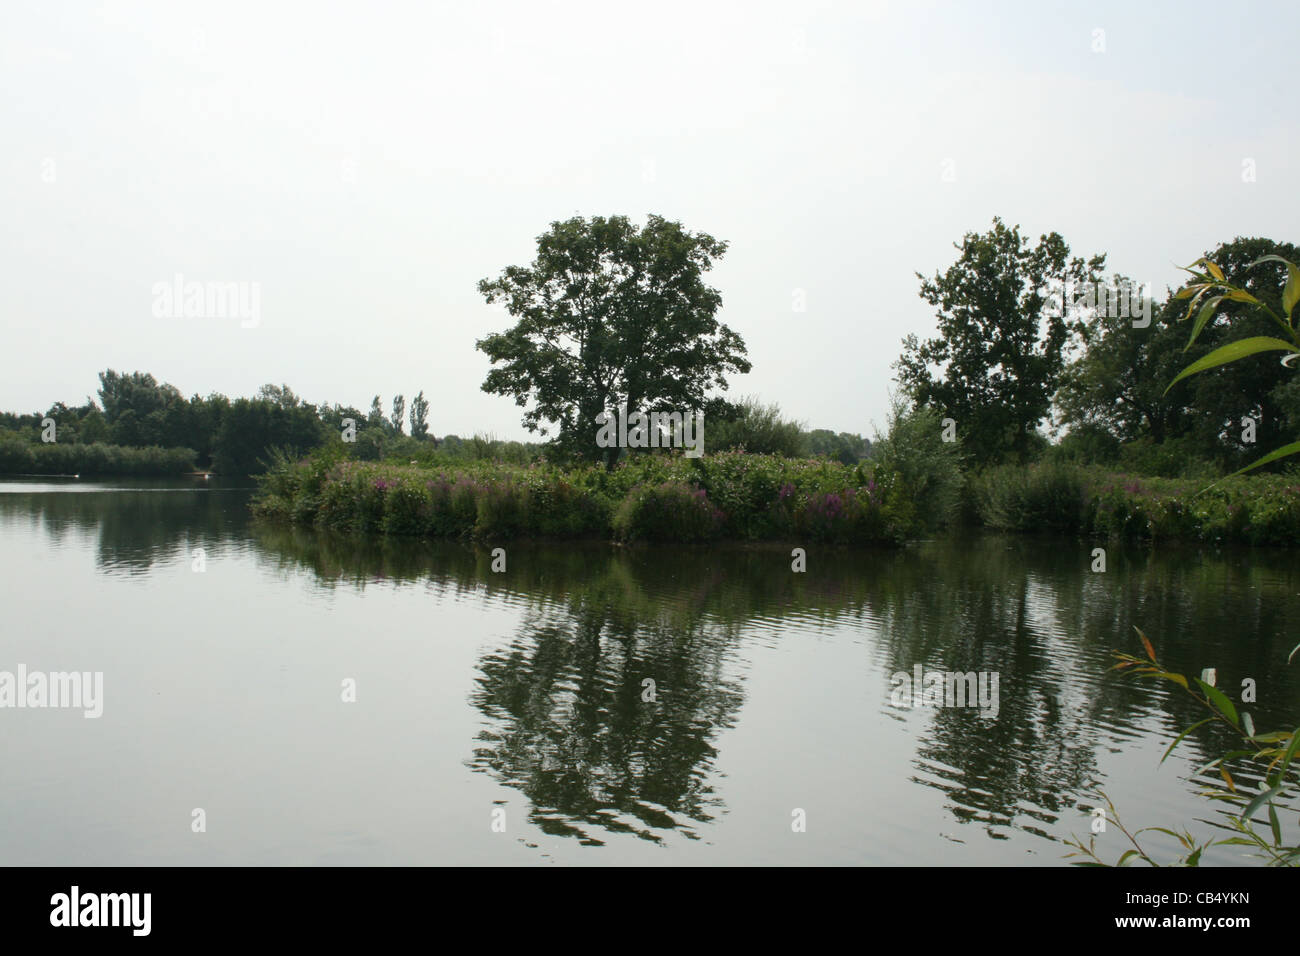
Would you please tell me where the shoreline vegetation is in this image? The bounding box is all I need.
[0,440,196,477]
[252,449,913,545]
[6,229,1300,558]
[251,447,1300,547]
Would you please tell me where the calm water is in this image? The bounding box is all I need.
[2,478,1298,866]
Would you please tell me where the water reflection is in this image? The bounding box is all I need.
[0,478,253,575]
[256,521,1300,852]
[4,479,1297,859]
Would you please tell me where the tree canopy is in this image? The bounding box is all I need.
[1054,238,1300,471]
[895,217,1105,464]
[476,214,751,466]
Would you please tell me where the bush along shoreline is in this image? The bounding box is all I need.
[252,450,916,545]
[0,440,197,477]
[255,449,1300,547]
[971,462,1300,546]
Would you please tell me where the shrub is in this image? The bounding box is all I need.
[0,440,36,473]
[975,462,1088,533]
[383,480,433,535]
[794,485,894,544]
[475,479,528,537]
[870,400,966,532]
[612,482,724,542]
[707,397,809,458]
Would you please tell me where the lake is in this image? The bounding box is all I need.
[2,478,1297,865]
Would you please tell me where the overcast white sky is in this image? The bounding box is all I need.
[2,0,1296,440]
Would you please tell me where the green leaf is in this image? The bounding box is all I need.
[1290,642,1300,665]
[1161,718,1213,764]
[1194,678,1239,726]
[1246,254,1296,268]
[1177,258,1216,279]
[1194,755,1225,776]
[1239,782,1285,824]
[1277,728,1300,777]
[1117,849,1140,866]
[1180,285,1212,321]
[1166,337,1300,394]
[1219,441,1300,480]
[1246,253,1300,315]
[1243,712,1255,739]
[1144,826,1186,842]
[1268,803,1282,846]
[1250,731,1293,744]
[1185,296,1224,351]
[1223,288,1262,305]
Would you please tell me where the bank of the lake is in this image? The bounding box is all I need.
[255,451,1300,547]
[0,439,196,477]
[253,451,915,543]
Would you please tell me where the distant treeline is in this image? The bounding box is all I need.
[0,371,871,477]
[0,441,197,477]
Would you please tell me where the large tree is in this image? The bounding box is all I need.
[97,369,182,425]
[408,390,430,440]
[1055,238,1300,470]
[390,394,406,436]
[476,215,751,467]
[895,218,1105,464]
[212,397,326,476]
[1052,275,1188,445]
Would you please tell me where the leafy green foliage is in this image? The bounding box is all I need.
[972,461,1088,533]
[255,449,914,545]
[1066,637,1299,867]
[212,398,327,477]
[0,440,195,476]
[971,462,1300,544]
[476,215,751,467]
[870,399,966,532]
[806,428,870,465]
[612,482,725,542]
[706,397,808,458]
[1056,239,1300,473]
[408,391,430,439]
[1162,244,1300,476]
[896,217,1105,465]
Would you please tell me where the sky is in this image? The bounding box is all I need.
[2,0,1296,441]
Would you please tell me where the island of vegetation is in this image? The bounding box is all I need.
[5,216,1299,548]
